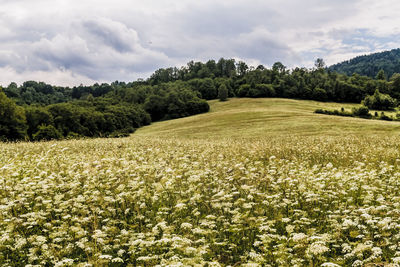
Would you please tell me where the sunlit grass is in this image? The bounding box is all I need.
[135,98,400,139]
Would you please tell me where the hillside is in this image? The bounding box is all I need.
[3,98,400,265]
[5,56,400,142]
[329,48,400,78]
[135,98,400,138]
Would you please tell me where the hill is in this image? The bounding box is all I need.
[5,56,400,142]
[329,48,400,78]
[3,98,400,265]
[135,98,400,139]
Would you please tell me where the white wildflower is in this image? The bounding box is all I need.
[306,241,329,257]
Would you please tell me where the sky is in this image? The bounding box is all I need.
[1,0,400,86]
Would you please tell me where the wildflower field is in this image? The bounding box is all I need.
[2,98,400,266]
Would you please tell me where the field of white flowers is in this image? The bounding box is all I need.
[1,135,400,266]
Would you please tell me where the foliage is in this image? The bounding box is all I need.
[0,90,27,141]
[376,69,387,80]
[32,124,63,141]
[315,106,391,120]
[0,80,209,141]
[351,105,371,117]
[329,48,400,78]
[362,90,397,110]
[315,58,326,69]
[314,106,372,119]
[6,55,400,141]
[217,84,228,101]
[389,73,400,99]
[314,108,353,117]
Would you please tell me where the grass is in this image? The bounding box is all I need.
[3,98,400,266]
[135,98,400,139]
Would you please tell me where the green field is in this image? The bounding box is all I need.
[2,98,400,266]
[135,98,400,139]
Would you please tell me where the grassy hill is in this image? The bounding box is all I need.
[135,98,400,139]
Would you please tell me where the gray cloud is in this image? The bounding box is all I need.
[233,28,301,65]
[0,0,399,86]
[82,18,139,53]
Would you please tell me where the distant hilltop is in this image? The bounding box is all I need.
[329,48,400,79]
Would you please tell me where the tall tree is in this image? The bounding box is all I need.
[315,58,326,69]
[236,61,249,77]
[376,69,386,80]
[0,90,27,140]
[218,84,228,101]
[390,73,400,99]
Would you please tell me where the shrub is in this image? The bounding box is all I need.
[217,84,228,101]
[314,108,353,117]
[352,106,371,118]
[379,112,393,121]
[108,128,135,138]
[66,132,82,140]
[32,124,62,141]
[362,89,397,110]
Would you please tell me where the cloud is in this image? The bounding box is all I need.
[0,66,96,87]
[233,28,301,66]
[0,15,171,84]
[82,18,139,53]
[0,0,399,86]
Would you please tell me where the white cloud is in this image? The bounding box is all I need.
[0,66,96,87]
[0,0,399,85]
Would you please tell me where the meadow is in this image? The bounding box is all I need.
[2,98,400,266]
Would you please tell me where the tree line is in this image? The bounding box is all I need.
[148,58,400,105]
[2,57,400,141]
[0,81,209,141]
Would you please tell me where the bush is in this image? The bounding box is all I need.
[217,84,228,101]
[108,128,135,138]
[352,106,371,118]
[32,124,62,141]
[66,132,82,140]
[314,108,353,117]
[362,89,397,110]
[379,112,393,121]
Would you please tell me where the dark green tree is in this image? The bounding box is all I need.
[389,73,400,99]
[312,87,328,101]
[218,84,228,101]
[0,90,27,141]
[25,106,53,138]
[362,89,397,110]
[376,69,386,80]
[144,95,167,121]
[315,58,326,69]
[199,78,217,100]
[236,61,249,77]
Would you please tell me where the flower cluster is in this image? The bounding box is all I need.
[1,135,400,266]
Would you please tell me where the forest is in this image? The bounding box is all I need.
[2,57,400,141]
[329,48,400,78]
